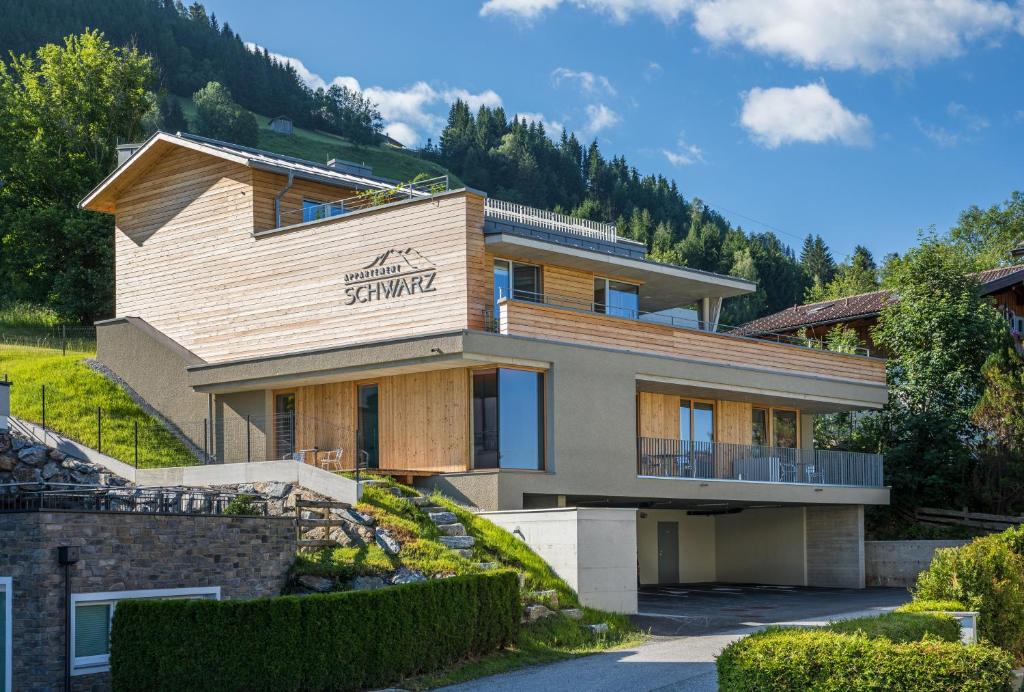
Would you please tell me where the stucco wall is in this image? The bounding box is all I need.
[716,507,807,585]
[637,510,716,584]
[865,539,968,587]
[0,510,294,692]
[480,508,638,613]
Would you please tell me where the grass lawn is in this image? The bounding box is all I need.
[0,345,197,468]
[293,480,645,688]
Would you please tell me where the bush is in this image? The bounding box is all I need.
[223,494,259,516]
[913,530,1024,657]
[896,599,968,613]
[827,612,960,643]
[110,571,519,691]
[717,628,1013,692]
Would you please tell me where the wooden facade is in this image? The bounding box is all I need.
[637,392,799,448]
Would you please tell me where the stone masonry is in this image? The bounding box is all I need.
[0,510,295,692]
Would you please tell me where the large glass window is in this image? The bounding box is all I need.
[473,368,544,470]
[594,278,640,318]
[679,399,714,442]
[493,259,541,310]
[302,198,344,222]
[751,407,768,446]
[773,409,798,448]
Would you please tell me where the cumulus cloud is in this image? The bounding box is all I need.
[552,67,617,94]
[582,103,621,136]
[481,0,1021,71]
[739,82,871,148]
[662,135,705,165]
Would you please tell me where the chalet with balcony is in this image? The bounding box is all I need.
[81,131,890,591]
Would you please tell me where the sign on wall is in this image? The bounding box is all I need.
[343,248,438,305]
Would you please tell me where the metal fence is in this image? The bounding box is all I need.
[0,325,97,354]
[0,486,269,515]
[637,437,884,488]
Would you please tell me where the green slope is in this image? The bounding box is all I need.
[176,97,461,186]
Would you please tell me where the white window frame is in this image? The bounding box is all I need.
[1,577,11,692]
[70,586,220,676]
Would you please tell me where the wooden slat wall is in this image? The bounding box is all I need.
[115,154,477,362]
[465,196,490,330]
[544,265,595,307]
[637,392,680,438]
[716,401,753,445]
[502,301,886,385]
[251,170,362,231]
[293,381,358,457]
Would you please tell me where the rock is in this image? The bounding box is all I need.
[303,527,330,541]
[410,496,433,507]
[0,455,16,472]
[375,528,401,555]
[560,609,583,620]
[586,623,609,634]
[352,525,376,543]
[17,445,48,466]
[62,458,94,474]
[11,466,38,483]
[297,575,335,593]
[384,486,403,497]
[333,508,374,526]
[439,535,475,550]
[11,437,28,452]
[330,526,363,547]
[350,576,386,591]
[99,474,128,487]
[235,483,257,495]
[389,568,427,585]
[523,605,555,622]
[437,523,467,536]
[47,449,66,462]
[41,461,61,481]
[453,549,474,559]
[529,590,559,610]
[476,562,499,571]
[264,481,292,499]
[428,511,458,525]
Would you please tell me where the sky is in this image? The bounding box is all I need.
[204,0,1023,260]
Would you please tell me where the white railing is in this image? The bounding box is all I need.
[485,198,618,243]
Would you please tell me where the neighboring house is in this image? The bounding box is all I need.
[734,265,1024,356]
[80,130,890,591]
[268,115,293,134]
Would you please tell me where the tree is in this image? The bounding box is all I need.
[808,244,880,301]
[156,92,188,132]
[800,234,836,289]
[948,191,1024,269]
[0,30,153,321]
[192,81,258,146]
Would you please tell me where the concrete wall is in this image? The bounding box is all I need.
[806,505,865,588]
[866,540,969,587]
[637,510,715,584]
[716,507,806,585]
[0,380,9,433]
[0,511,294,692]
[480,508,638,614]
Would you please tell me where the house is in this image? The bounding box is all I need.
[79,130,890,595]
[268,115,293,134]
[734,265,1024,355]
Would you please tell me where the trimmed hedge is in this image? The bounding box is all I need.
[827,612,960,643]
[913,529,1024,658]
[717,628,1014,692]
[110,571,519,692]
[896,599,968,613]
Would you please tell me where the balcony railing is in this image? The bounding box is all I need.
[485,198,619,244]
[637,437,884,488]
[278,175,449,227]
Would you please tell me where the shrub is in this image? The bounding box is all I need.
[913,531,1024,657]
[717,628,1013,692]
[223,494,259,516]
[110,571,519,692]
[828,612,960,643]
[896,599,968,613]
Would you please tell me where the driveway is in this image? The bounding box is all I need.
[439,585,910,692]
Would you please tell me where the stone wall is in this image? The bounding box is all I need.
[0,510,295,692]
[865,539,969,587]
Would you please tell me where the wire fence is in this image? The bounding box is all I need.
[0,325,97,354]
[0,486,270,515]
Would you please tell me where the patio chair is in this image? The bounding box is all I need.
[317,448,344,472]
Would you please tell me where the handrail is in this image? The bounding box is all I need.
[636,437,884,487]
[485,198,618,243]
[278,175,449,227]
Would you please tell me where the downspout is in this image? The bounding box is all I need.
[274,172,294,228]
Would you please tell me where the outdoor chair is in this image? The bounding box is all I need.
[317,448,344,472]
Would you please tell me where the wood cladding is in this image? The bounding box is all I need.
[637,393,774,447]
[543,265,595,307]
[501,301,886,385]
[251,170,362,231]
[288,369,470,473]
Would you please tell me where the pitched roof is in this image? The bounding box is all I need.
[80,131,397,213]
[734,264,1024,336]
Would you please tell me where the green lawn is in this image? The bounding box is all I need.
[0,345,197,468]
[293,480,644,688]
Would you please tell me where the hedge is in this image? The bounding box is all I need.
[895,599,968,614]
[913,529,1024,658]
[110,571,519,692]
[717,628,1014,692]
[827,612,960,643]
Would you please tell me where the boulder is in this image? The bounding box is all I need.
[11,466,39,483]
[11,437,28,452]
[523,605,555,622]
[333,508,374,526]
[389,568,427,585]
[0,455,16,473]
[375,528,401,556]
[329,526,363,547]
[40,461,61,481]
[352,525,376,543]
[560,609,583,620]
[529,589,559,610]
[437,523,467,536]
[586,623,610,634]
[428,511,458,525]
[47,449,66,462]
[350,576,386,591]
[410,496,433,507]
[263,481,292,499]
[476,562,499,571]
[17,445,48,466]
[296,575,335,593]
[439,535,475,550]
[452,549,474,559]
[61,458,94,475]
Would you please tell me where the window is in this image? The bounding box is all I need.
[1,577,10,692]
[751,407,800,448]
[71,587,220,675]
[751,407,768,446]
[302,198,344,223]
[594,278,640,319]
[679,400,714,443]
[274,393,296,459]
[473,368,544,470]
[772,409,798,448]
[493,259,541,313]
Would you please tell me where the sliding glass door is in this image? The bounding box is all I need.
[472,369,544,470]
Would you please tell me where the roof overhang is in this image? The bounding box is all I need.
[485,232,755,311]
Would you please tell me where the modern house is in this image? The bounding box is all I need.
[735,265,1024,356]
[80,131,889,592]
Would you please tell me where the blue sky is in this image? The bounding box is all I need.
[205,0,1023,260]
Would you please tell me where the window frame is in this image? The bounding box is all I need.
[70,586,221,676]
[751,406,801,449]
[492,258,542,304]
[593,276,641,318]
[470,366,547,472]
[678,398,715,443]
[1,577,11,692]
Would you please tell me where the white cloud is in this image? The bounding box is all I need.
[330,76,362,92]
[383,122,420,147]
[481,0,1021,71]
[662,135,705,165]
[582,103,621,136]
[442,88,504,110]
[551,67,617,94]
[739,82,871,148]
[516,111,566,134]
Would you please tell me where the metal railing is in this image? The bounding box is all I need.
[0,325,97,354]
[485,198,618,243]
[0,486,269,515]
[637,437,884,488]
[486,288,876,357]
[278,175,449,227]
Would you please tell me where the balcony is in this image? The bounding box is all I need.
[637,438,884,488]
